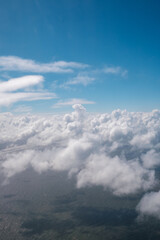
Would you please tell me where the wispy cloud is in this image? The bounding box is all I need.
[53,98,95,108]
[0,75,43,92]
[0,56,89,73]
[13,105,32,113]
[66,74,95,86]
[0,75,56,107]
[0,91,56,107]
[103,66,128,77]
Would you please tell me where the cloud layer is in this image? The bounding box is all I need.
[0,105,160,217]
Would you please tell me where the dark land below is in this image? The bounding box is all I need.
[0,169,160,240]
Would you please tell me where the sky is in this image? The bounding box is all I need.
[1,0,160,219]
[0,0,160,113]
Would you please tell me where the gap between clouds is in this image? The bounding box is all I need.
[0,104,160,218]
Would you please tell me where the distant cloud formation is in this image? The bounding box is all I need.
[53,98,95,108]
[0,56,89,73]
[0,75,56,106]
[0,105,160,217]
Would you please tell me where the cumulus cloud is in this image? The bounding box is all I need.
[0,105,160,216]
[0,56,88,73]
[0,75,56,106]
[141,150,160,169]
[77,154,155,195]
[137,191,160,219]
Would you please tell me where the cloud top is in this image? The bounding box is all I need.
[0,105,160,217]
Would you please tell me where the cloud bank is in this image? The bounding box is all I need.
[0,105,160,217]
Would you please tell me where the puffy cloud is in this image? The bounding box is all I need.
[0,105,160,216]
[137,191,160,219]
[141,150,160,169]
[77,154,155,195]
[0,56,88,73]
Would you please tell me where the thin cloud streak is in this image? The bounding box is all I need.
[0,92,56,107]
[103,66,128,77]
[0,56,89,73]
[13,105,32,113]
[0,75,44,92]
[53,98,95,108]
[0,75,56,107]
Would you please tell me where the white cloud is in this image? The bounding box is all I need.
[137,191,160,219]
[53,98,95,108]
[66,74,95,86]
[141,150,160,169]
[0,105,160,216]
[0,56,88,73]
[0,75,43,92]
[103,66,128,77]
[77,154,155,195]
[0,92,56,107]
[0,75,56,107]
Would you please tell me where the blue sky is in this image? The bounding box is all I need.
[0,0,160,113]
